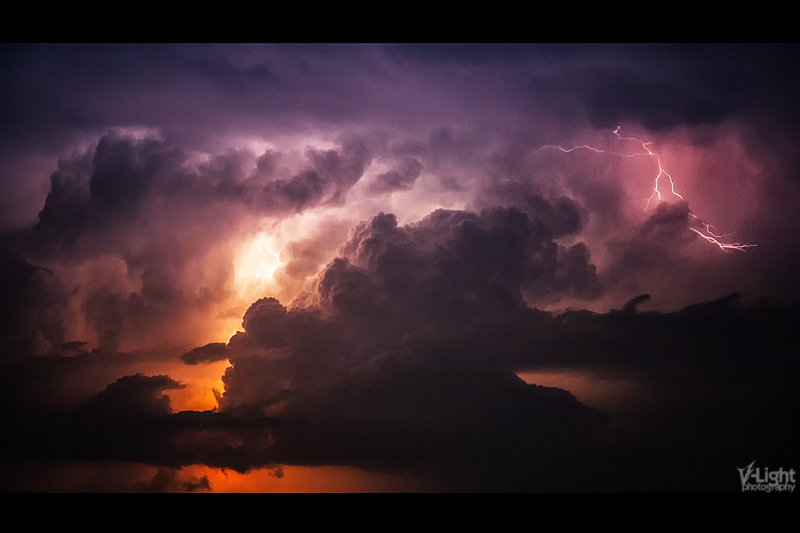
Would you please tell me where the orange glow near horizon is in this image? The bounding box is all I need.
[0,461,438,492]
[181,464,435,492]
[126,358,231,413]
[168,358,231,412]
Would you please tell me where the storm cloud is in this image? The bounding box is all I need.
[1,44,799,491]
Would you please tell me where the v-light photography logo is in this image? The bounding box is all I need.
[737,461,796,493]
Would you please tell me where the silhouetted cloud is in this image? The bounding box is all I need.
[181,342,229,365]
[136,467,212,493]
[76,374,185,418]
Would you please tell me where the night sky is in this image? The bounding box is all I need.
[1,44,798,492]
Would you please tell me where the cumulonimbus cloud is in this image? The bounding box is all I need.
[2,44,800,491]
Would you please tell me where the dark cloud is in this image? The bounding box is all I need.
[181,342,229,365]
[89,134,184,214]
[76,373,185,418]
[194,202,796,488]
[5,45,800,158]
[236,298,289,349]
[369,156,423,193]
[622,293,651,313]
[0,239,40,345]
[333,204,601,315]
[579,44,800,131]
[608,201,695,273]
[256,136,371,211]
[188,206,610,476]
[31,132,370,251]
[136,467,211,493]
[1,282,798,490]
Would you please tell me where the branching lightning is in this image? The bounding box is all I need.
[687,226,758,252]
[610,126,685,211]
[538,127,757,252]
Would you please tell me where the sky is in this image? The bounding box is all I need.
[0,43,798,492]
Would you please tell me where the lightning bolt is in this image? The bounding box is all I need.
[538,127,757,253]
[611,126,684,211]
[691,219,732,239]
[687,227,758,252]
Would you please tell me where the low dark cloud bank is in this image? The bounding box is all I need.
[1,44,799,491]
[2,210,797,490]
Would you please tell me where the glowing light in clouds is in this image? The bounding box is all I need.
[235,232,284,297]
